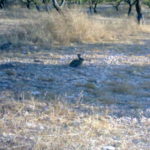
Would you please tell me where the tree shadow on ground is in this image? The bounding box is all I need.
[0,57,149,119]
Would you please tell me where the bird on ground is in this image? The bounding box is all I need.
[69,54,84,67]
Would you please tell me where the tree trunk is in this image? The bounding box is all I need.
[135,0,143,24]
[114,0,123,11]
[26,0,31,9]
[128,4,132,16]
[93,2,97,13]
[52,0,65,13]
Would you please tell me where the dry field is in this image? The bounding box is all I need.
[0,6,150,150]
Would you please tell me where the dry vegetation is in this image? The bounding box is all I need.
[1,8,149,46]
[0,6,150,150]
[0,97,149,150]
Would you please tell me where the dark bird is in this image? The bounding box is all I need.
[69,54,84,67]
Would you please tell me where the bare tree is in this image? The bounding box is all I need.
[89,0,99,13]
[114,0,137,16]
[52,0,65,13]
[126,0,137,16]
[24,0,41,10]
[114,0,143,24]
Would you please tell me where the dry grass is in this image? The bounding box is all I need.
[140,24,150,33]
[0,98,113,150]
[0,97,149,150]
[24,10,143,45]
[2,8,148,46]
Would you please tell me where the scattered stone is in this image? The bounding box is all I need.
[31,91,41,96]
[102,146,115,150]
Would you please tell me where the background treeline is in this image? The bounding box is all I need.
[0,0,149,24]
[0,0,150,9]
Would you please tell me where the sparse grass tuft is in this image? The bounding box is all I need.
[106,81,136,94]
